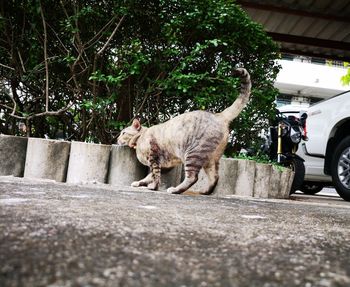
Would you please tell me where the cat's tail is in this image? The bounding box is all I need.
[218,68,251,123]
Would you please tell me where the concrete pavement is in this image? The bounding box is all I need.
[1,176,350,287]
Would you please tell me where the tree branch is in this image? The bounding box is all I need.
[84,16,116,49]
[90,15,125,112]
[40,0,49,113]
[0,63,15,70]
[17,50,26,73]
[97,15,125,56]
[1,100,74,121]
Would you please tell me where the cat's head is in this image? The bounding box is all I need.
[117,118,143,148]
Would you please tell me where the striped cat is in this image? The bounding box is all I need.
[117,68,251,194]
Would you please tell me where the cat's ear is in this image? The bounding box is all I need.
[132,118,141,131]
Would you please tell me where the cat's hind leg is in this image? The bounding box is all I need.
[166,170,199,194]
[167,158,202,194]
[200,160,219,195]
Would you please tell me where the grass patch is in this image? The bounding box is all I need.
[226,153,287,172]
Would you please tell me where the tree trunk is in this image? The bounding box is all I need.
[117,77,134,123]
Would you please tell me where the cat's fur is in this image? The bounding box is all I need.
[117,68,251,194]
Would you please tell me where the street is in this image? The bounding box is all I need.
[1,176,350,287]
[292,188,350,208]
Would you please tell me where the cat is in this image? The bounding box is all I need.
[117,68,251,195]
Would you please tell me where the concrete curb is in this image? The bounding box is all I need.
[24,138,70,182]
[0,135,28,177]
[0,136,294,198]
[191,158,293,199]
[269,166,282,198]
[235,159,256,197]
[160,165,183,190]
[108,145,147,186]
[66,141,111,184]
[215,158,239,197]
[253,163,272,198]
[280,168,295,199]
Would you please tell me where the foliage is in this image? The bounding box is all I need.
[0,0,280,149]
[341,63,350,86]
[233,154,287,172]
[232,153,272,164]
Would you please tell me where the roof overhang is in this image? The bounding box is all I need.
[237,0,350,62]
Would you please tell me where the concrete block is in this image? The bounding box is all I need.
[278,169,294,199]
[24,138,70,182]
[190,158,239,196]
[159,165,183,190]
[66,141,111,184]
[214,158,239,196]
[0,135,28,177]
[234,159,256,197]
[268,166,282,198]
[253,163,272,198]
[108,145,147,186]
[287,170,295,196]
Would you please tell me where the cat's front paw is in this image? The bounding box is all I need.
[167,187,181,194]
[131,181,141,187]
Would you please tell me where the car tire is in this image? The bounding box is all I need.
[289,158,305,194]
[300,182,323,195]
[331,136,350,201]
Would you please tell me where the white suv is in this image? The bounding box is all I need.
[300,91,350,201]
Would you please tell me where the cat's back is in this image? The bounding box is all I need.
[168,110,220,128]
[150,110,226,143]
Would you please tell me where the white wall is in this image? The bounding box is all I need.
[275,60,348,100]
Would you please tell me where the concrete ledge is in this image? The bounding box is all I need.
[108,145,182,189]
[0,136,294,198]
[191,158,239,195]
[235,159,256,197]
[108,145,147,186]
[159,165,183,190]
[24,138,70,182]
[66,141,111,184]
[191,158,293,199]
[268,166,282,198]
[215,158,239,196]
[279,168,295,199]
[253,163,272,198]
[0,135,28,177]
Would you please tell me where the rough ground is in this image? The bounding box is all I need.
[0,176,350,287]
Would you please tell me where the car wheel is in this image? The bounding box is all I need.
[288,158,305,194]
[331,136,350,201]
[300,182,323,195]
